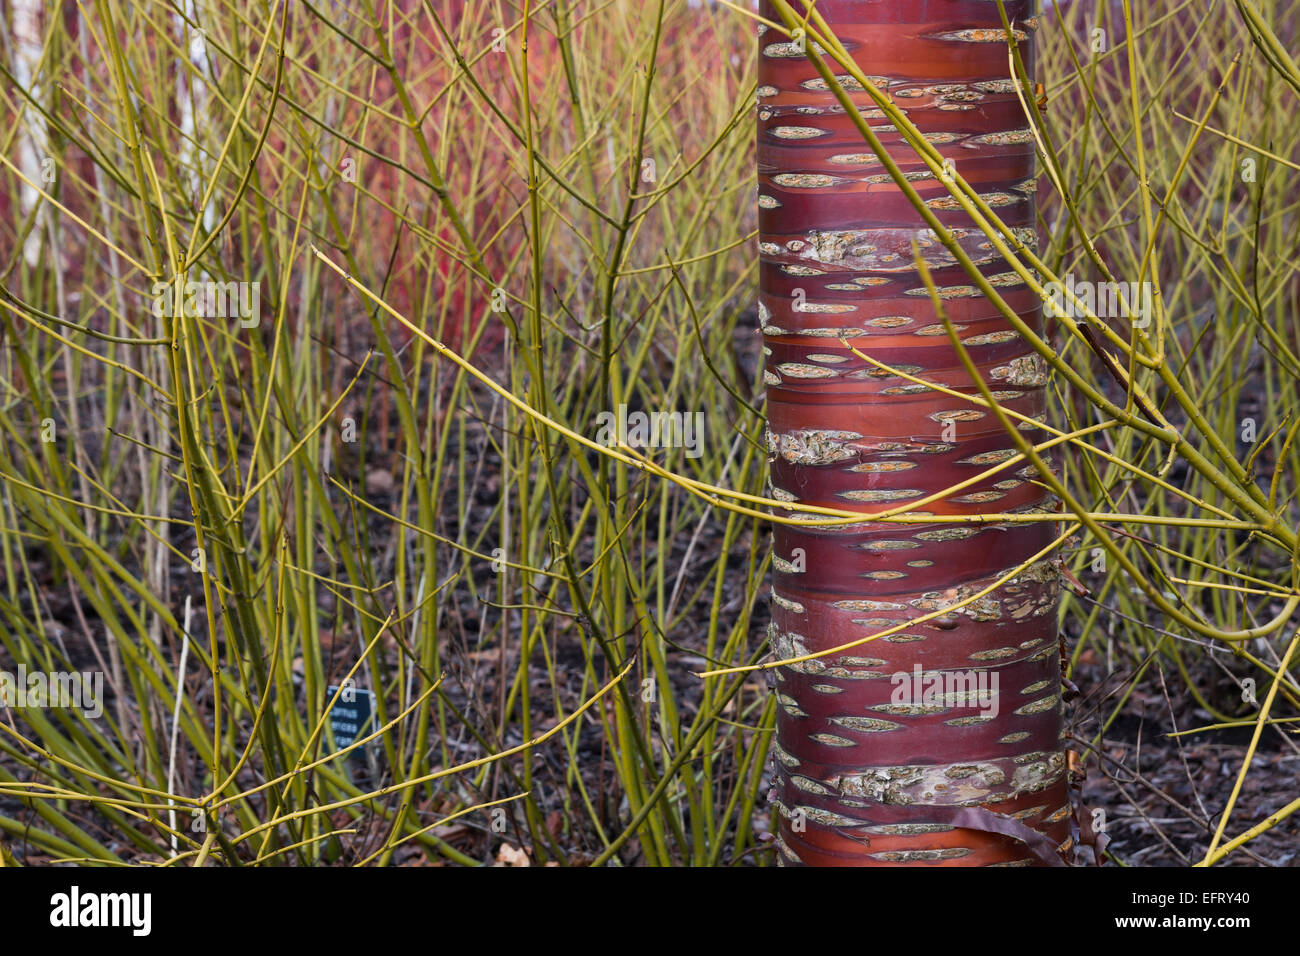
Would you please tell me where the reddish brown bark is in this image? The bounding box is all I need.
[759,0,1070,866]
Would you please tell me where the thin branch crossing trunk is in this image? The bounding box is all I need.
[759,0,1070,866]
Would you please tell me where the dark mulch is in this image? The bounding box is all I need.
[1071,647,1300,866]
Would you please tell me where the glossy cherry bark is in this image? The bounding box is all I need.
[759,0,1070,866]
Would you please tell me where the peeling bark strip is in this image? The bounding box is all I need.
[759,0,1070,866]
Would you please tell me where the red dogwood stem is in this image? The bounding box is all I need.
[758,0,1070,866]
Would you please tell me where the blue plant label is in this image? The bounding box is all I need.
[326,683,374,756]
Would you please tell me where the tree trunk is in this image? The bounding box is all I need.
[759,0,1070,866]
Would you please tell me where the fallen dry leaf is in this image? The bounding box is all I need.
[495,843,530,867]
